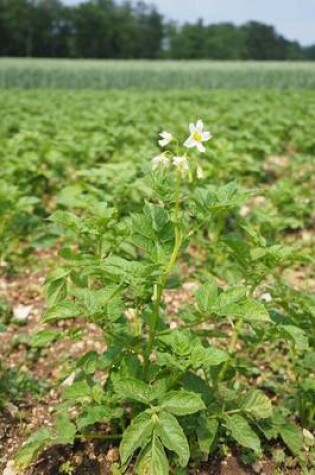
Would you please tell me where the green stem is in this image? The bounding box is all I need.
[208,408,241,420]
[215,317,244,387]
[147,283,163,354]
[76,432,122,441]
[143,172,183,377]
[165,171,183,274]
[165,226,182,274]
[156,313,215,336]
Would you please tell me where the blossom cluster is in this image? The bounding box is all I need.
[152,120,212,178]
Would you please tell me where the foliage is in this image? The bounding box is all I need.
[1,89,314,258]
[11,118,314,473]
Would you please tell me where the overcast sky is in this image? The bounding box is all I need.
[63,0,315,46]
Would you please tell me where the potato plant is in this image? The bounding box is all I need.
[14,121,312,473]
[0,180,39,262]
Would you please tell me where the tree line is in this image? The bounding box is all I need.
[1,0,314,60]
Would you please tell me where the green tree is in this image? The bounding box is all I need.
[0,0,313,60]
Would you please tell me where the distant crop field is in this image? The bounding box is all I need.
[0,59,315,89]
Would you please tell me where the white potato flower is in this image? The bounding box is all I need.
[184,120,212,153]
[158,131,173,147]
[173,155,189,176]
[152,153,170,170]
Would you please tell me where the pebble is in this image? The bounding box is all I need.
[106,448,119,463]
[3,460,17,475]
[12,304,33,322]
[252,461,262,473]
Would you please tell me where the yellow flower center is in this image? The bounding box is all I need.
[193,131,202,141]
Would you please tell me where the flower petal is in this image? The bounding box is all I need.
[196,141,206,153]
[196,120,204,132]
[189,123,196,134]
[202,131,212,141]
[184,135,196,148]
[173,155,190,176]
[158,131,172,147]
[158,138,168,147]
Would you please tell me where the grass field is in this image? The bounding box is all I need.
[0,59,315,89]
[0,74,314,474]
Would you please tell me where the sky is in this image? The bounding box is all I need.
[63,0,315,46]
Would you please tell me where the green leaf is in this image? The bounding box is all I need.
[113,378,153,405]
[144,202,169,232]
[279,325,309,351]
[131,213,155,241]
[215,287,271,323]
[182,373,213,406]
[14,428,52,469]
[158,330,192,357]
[119,354,142,379]
[77,405,123,430]
[136,433,169,475]
[257,420,279,440]
[156,351,188,372]
[45,277,68,305]
[300,377,315,392]
[241,390,272,419]
[107,294,123,321]
[218,287,247,307]
[103,256,156,280]
[30,329,62,348]
[191,345,229,368]
[120,410,154,467]
[196,415,218,455]
[91,384,104,404]
[195,281,218,313]
[224,414,261,452]
[49,210,81,230]
[150,379,170,401]
[155,411,190,467]
[43,301,82,323]
[220,300,271,323]
[77,351,99,375]
[74,286,122,321]
[55,412,76,445]
[160,390,205,416]
[44,268,69,305]
[63,380,92,402]
[302,351,315,370]
[279,423,303,455]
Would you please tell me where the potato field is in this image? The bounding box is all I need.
[0,63,314,475]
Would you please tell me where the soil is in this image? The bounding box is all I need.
[0,244,312,475]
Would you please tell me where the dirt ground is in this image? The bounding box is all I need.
[0,244,312,475]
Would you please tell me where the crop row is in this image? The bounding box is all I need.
[1,60,315,89]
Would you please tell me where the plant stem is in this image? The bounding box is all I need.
[76,432,122,441]
[156,314,216,336]
[215,317,244,386]
[147,283,163,354]
[165,225,182,274]
[143,172,183,377]
[166,171,183,275]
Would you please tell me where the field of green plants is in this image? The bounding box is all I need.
[1,59,315,89]
[0,86,314,475]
